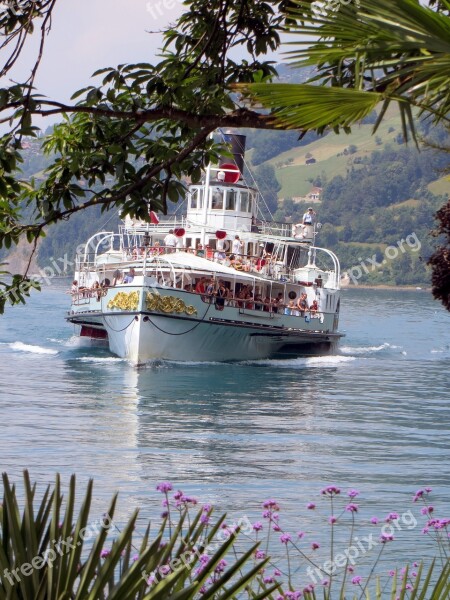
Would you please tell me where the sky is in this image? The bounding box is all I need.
[13,0,185,104]
[6,0,285,129]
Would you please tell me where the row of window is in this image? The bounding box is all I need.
[189,187,256,213]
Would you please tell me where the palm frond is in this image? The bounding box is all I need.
[237,83,382,133]
[237,0,450,140]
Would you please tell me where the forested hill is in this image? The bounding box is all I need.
[7,70,450,287]
[243,104,449,287]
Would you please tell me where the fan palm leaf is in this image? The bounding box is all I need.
[237,0,450,139]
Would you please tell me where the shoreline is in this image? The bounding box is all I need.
[341,284,430,291]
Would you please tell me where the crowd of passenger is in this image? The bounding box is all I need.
[186,279,320,316]
[70,269,320,317]
[124,231,283,276]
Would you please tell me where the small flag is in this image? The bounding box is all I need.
[149,210,159,224]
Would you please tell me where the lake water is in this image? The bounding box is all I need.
[1,283,449,588]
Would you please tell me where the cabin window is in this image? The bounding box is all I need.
[190,188,203,209]
[211,189,224,210]
[240,191,249,212]
[226,189,237,210]
[249,192,256,213]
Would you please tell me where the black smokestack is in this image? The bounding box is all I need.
[223,132,246,178]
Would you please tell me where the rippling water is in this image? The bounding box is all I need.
[1,283,449,582]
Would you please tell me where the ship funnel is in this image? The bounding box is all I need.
[221,132,246,179]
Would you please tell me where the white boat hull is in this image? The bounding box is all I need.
[67,286,341,364]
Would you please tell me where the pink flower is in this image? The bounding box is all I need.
[274,569,282,577]
[385,512,399,522]
[352,576,362,585]
[347,566,354,573]
[280,533,292,544]
[273,524,281,532]
[215,559,227,574]
[156,482,173,493]
[380,533,394,543]
[297,531,305,539]
[100,549,110,558]
[322,579,329,586]
[371,517,379,524]
[253,521,263,531]
[388,570,396,577]
[347,489,360,498]
[255,550,266,559]
[311,542,320,550]
[321,486,341,496]
[421,506,434,515]
[263,499,280,510]
[307,503,316,510]
[329,516,337,524]
[346,503,358,513]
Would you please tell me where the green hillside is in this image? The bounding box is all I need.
[6,97,449,289]
[266,108,414,199]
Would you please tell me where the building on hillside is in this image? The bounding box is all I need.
[292,186,323,204]
[308,186,322,202]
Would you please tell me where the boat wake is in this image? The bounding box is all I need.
[62,335,107,348]
[339,342,399,355]
[8,341,59,355]
[243,355,356,368]
[76,356,126,364]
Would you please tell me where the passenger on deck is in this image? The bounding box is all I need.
[254,294,263,310]
[303,207,317,225]
[286,300,296,315]
[216,281,227,309]
[112,270,123,286]
[164,230,177,252]
[297,292,308,316]
[310,299,319,315]
[205,279,216,297]
[71,280,79,294]
[123,268,136,284]
[196,244,205,257]
[232,235,243,256]
[195,277,206,294]
[150,241,163,255]
[91,281,102,301]
[273,292,284,313]
[214,238,226,262]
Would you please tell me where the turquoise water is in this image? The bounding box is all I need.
[0,283,449,586]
